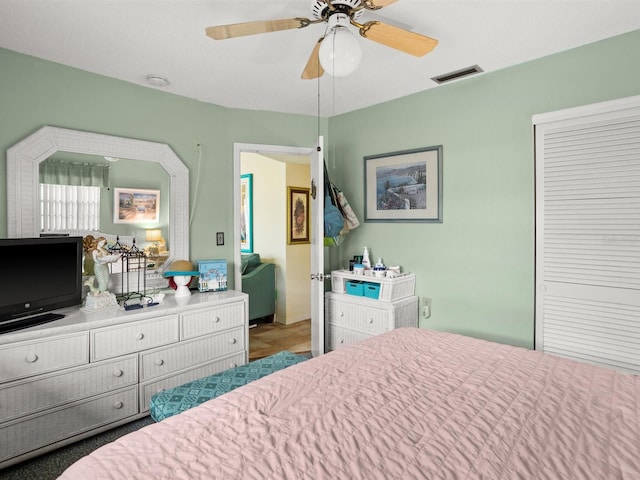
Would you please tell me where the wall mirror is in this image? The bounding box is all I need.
[7,126,189,271]
[40,152,169,244]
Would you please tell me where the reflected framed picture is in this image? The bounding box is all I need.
[240,174,253,253]
[287,186,310,244]
[364,145,443,223]
[113,187,160,224]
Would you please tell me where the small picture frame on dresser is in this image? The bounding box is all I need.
[197,259,228,292]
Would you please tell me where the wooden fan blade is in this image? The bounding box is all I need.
[360,21,438,56]
[301,38,325,80]
[362,0,399,9]
[206,18,311,40]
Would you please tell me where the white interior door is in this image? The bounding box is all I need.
[311,137,325,357]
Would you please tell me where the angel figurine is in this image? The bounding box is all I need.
[87,237,121,293]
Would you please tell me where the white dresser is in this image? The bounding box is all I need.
[0,290,248,469]
[325,271,418,351]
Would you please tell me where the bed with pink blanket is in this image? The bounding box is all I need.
[60,328,639,479]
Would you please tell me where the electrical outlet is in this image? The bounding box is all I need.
[422,297,432,318]
[216,232,224,246]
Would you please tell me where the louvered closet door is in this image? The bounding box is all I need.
[534,95,640,374]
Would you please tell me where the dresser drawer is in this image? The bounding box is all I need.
[0,386,137,463]
[140,327,245,381]
[326,298,389,335]
[0,355,137,423]
[91,315,179,361]
[180,304,245,340]
[140,352,245,412]
[327,325,372,351]
[0,332,89,383]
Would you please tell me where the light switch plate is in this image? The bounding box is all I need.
[216,232,224,246]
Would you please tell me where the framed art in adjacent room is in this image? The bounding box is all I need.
[287,186,310,244]
[113,187,160,224]
[240,174,253,253]
[364,145,443,223]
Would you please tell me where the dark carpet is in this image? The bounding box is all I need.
[0,416,154,480]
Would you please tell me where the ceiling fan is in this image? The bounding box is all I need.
[205,0,438,79]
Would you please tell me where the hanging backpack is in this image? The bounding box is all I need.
[323,163,345,238]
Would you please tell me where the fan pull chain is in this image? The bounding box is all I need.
[317,64,321,146]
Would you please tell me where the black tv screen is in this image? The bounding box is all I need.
[0,236,83,332]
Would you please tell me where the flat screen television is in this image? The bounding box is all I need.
[0,236,83,333]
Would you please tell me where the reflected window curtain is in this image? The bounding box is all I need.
[39,160,109,232]
[39,160,110,187]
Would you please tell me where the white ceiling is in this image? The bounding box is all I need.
[2,1,640,117]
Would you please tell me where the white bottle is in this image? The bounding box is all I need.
[362,247,371,270]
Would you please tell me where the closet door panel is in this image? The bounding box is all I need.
[540,282,640,372]
[535,96,640,374]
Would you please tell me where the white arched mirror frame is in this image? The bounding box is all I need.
[6,126,189,264]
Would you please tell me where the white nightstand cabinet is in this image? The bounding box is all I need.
[325,271,418,351]
[0,291,248,469]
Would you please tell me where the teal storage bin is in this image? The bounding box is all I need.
[363,282,381,299]
[345,280,364,296]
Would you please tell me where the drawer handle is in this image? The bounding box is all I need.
[228,338,237,344]
[339,312,344,317]
[230,363,238,368]
[135,333,145,340]
[113,369,124,377]
[368,318,374,324]
[25,353,38,363]
[214,316,221,323]
[113,401,124,409]
[155,359,164,366]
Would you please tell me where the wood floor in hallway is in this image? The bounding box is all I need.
[249,319,311,360]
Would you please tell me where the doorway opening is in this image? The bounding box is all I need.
[234,143,313,360]
[248,319,311,360]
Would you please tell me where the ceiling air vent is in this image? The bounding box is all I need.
[431,65,484,84]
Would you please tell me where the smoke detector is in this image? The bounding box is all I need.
[146,74,170,87]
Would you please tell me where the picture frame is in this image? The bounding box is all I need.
[364,145,443,223]
[240,174,253,253]
[197,259,228,292]
[287,186,310,244]
[113,187,160,224]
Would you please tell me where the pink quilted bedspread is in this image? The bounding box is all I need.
[60,328,640,479]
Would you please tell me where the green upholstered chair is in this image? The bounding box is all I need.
[241,253,276,324]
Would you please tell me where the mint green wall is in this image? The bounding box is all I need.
[0,47,321,289]
[2,29,639,349]
[328,29,640,348]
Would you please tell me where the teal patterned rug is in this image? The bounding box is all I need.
[149,351,310,421]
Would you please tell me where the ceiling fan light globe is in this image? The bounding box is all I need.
[319,26,362,77]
